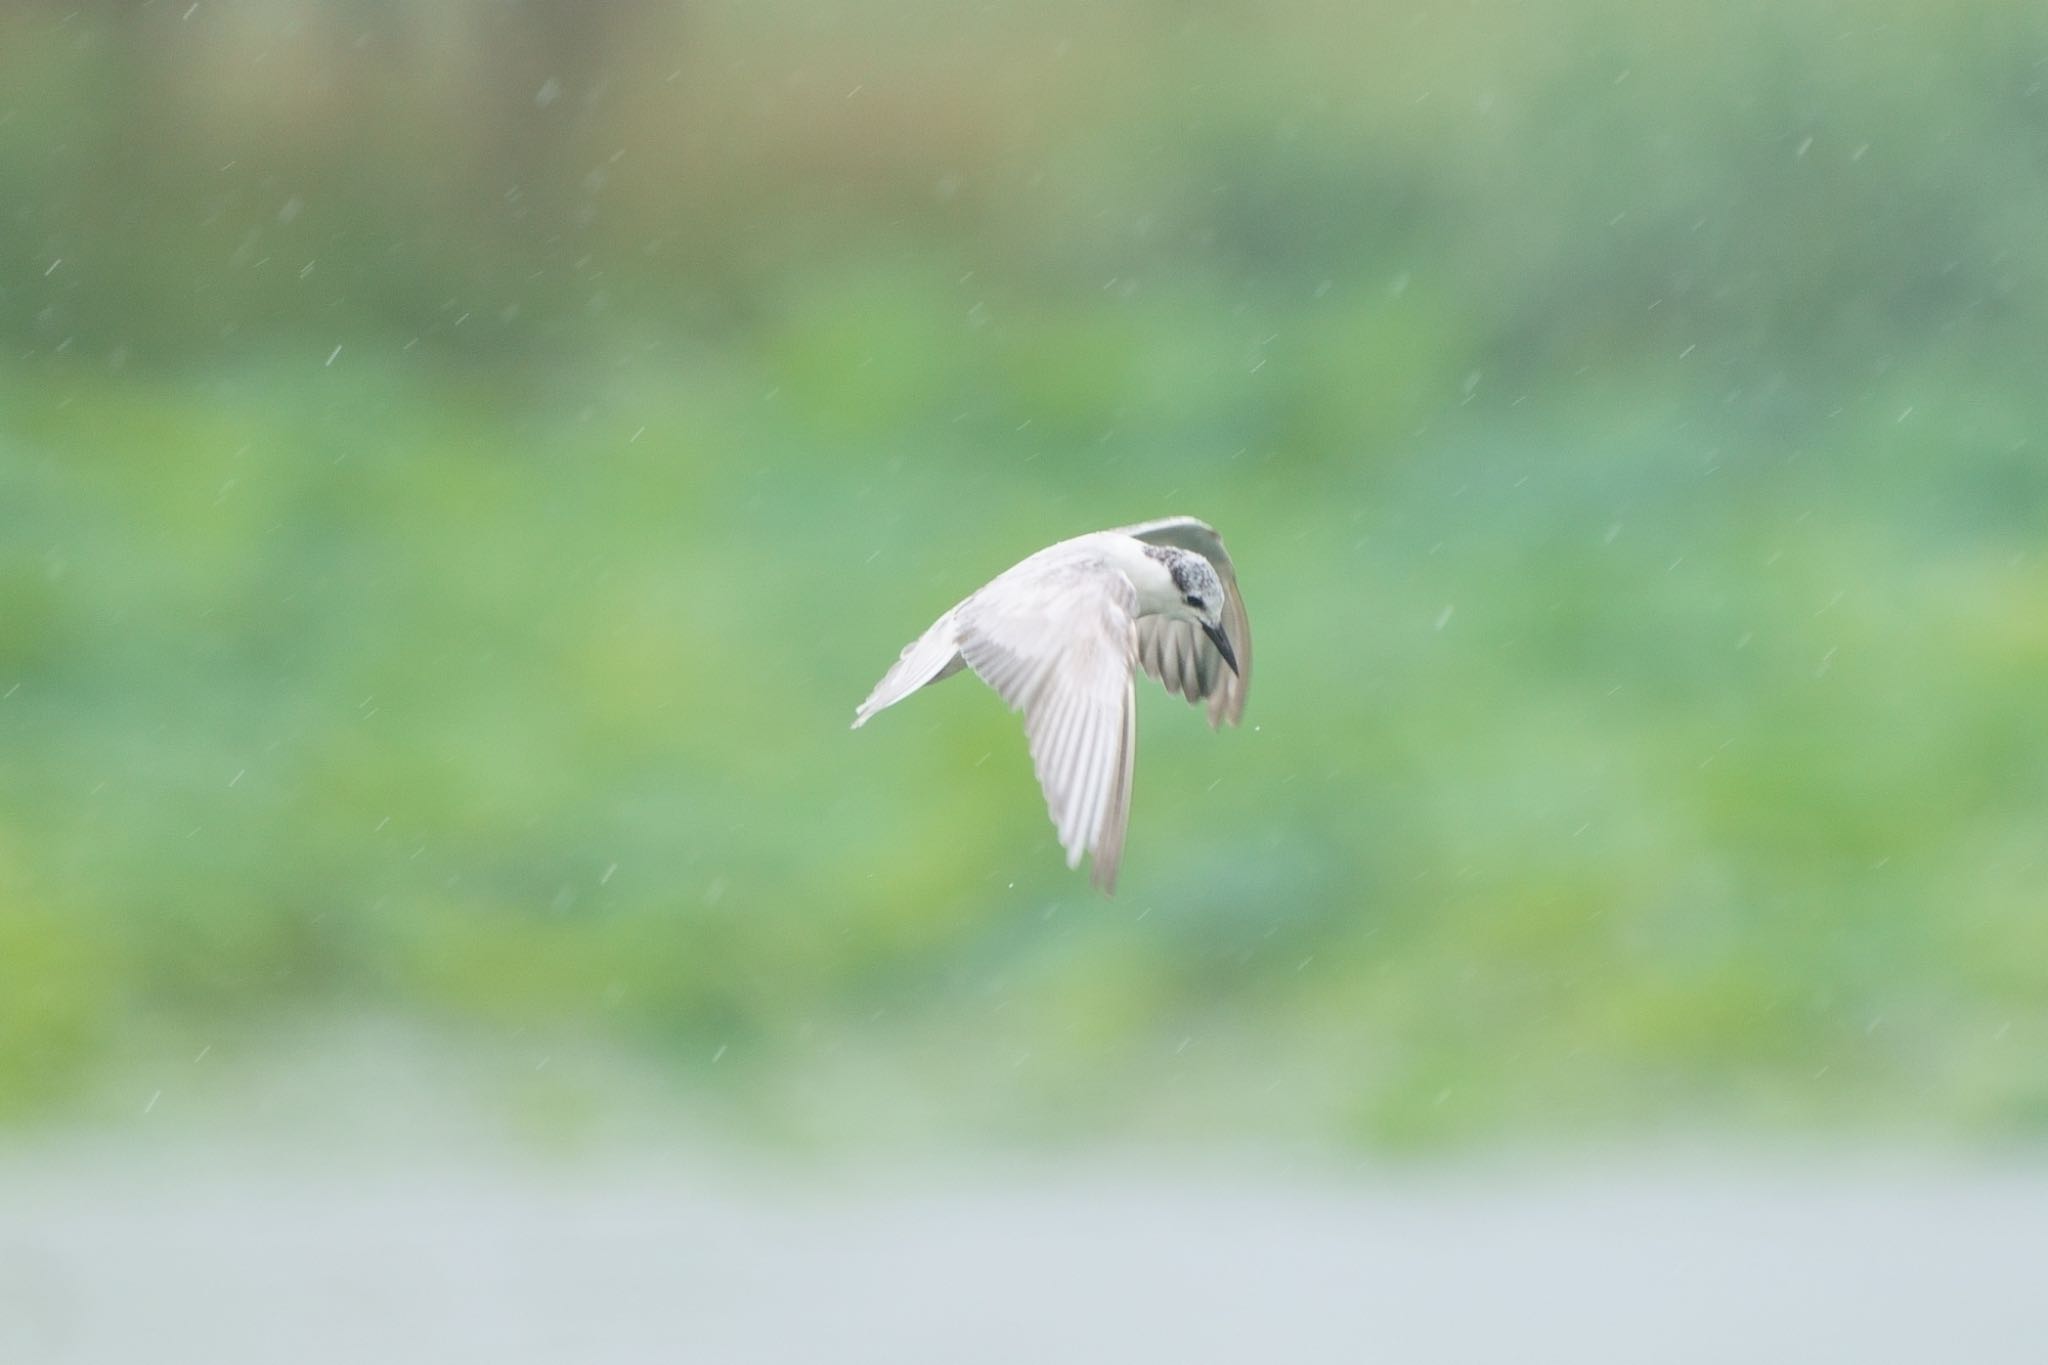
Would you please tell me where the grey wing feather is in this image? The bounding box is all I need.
[1089,667,1139,892]
[1117,515,1253,727]
[955,558,1139,893]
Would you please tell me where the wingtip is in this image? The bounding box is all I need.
[1087,846,1123,894]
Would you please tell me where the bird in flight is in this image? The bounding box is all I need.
[853,515,1252,893]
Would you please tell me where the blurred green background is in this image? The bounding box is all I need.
[1,0,2044,1151]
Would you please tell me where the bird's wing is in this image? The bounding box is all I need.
[956,554,1139,893]
[1117,515,1253,727]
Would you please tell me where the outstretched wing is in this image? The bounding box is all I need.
[1117,515,1253,727]
[955,554,1139,893]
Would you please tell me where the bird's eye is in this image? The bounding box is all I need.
[1186,595,1205,609]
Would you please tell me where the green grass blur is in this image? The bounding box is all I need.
[1,0,2045,1147]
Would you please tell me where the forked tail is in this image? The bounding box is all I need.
[852,609,966,728]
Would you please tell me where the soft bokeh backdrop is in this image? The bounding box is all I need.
[2,0,2045,1152]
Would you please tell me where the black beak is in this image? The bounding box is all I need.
[1202,621,1239,676]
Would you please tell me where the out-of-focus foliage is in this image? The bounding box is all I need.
[1,0,2045,1146]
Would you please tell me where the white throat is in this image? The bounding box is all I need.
[1100,535,1190,619]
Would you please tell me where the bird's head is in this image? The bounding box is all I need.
[1164,552,1238,675]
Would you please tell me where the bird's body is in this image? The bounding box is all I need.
[853,516,1251,892]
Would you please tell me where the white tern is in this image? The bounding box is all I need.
[854,516,1252,892]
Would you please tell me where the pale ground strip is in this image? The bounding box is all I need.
[3,1143,2046,1364]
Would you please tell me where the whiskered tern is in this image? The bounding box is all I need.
[853,515,1252,892]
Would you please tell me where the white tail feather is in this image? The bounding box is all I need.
[852,609,965,728]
